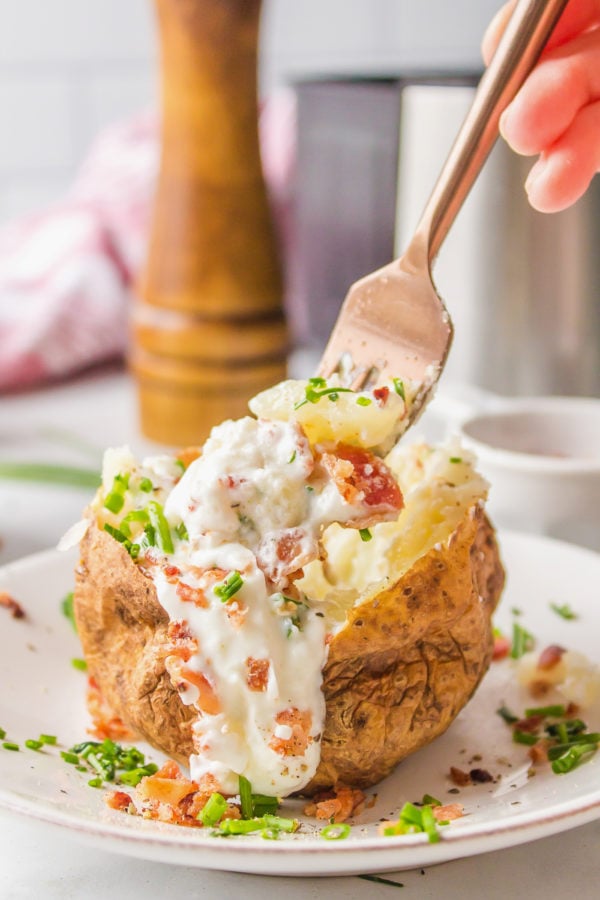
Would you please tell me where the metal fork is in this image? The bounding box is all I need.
[317,0,569,422]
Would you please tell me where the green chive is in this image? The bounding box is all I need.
[525,705,566,718]
[392,378,406,400]
[39,734,57,745]
[0,728,5,740]
[251,794,279,817]
[546,719,586,739]
[71,658,88,672]
[358,875,405,887]
[288,450,297,464]
[139,477,154,493]
[103,491,125,514]
[449,456,462,464]
[61,751,81,765]
[421,794,441,807]
[0,462,100,489]
[216,815,297,836]
[88,777,103,788]
[497,705,519,725]
[119,768,153,787]
[356,396,372,407]
[510,622,536,659]
[25,739,43,751]
[175,522,189,541]
[2,742,19,751]
[198,792,228,826]
[103,523,129,544]
[238,774,253,819]
[214,571,244,602]
[513,730,540,746]
[147,501,174,554]
[61,592,77,632]
[551,742,597,774]
[294,385,354,410]
[321,823,351,840]
[550,602,578,620]
[358,528,372,542]
[420,805,440,843]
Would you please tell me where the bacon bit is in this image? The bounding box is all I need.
[492,634,511,661]
[165,620,198,662]
[137,760,199,806]
[225,599,248,629]
[269,707,312,756]
[449,766,471,787]
[432,802,464,822]
[246,657,270,692]
[373,386,390,405]
[303,786,365,823]
[537,644,566,671]
[529,740,550,766]
[163,565,181,580]
[514,715,544,734]
[85,677,136,742]
[176,580,208,608]
[318,444,403,524]
[566,702,580,718]
[0,590,25,619]
[176,447,201,470]
[105,790,133,812]
[179,668,221,715]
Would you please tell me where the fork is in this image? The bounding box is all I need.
[317,0,569,423]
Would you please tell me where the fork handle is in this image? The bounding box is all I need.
[413,0,570,265]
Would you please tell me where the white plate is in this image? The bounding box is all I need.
[0,532,599,877]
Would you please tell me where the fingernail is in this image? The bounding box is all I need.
[498,108,511,141]
[525,160,545,195]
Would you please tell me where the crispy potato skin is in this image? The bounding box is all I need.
[74,507,504,791]
[305,507,504,792]
[74,526,195,762]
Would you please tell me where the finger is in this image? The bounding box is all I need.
[499,28,600,155]
[524,99,600,212]
[482,0,600,65]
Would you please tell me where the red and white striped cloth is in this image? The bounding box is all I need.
[0,94,295,391]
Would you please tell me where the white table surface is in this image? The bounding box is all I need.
[1,366,599,899]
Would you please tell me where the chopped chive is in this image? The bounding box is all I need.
[25,739,43,751]
[103,491,125,514]
[356,396,372,407]
[420,805,440,844]
[306,485,314,493]
[392,378,406,400]
[449,456,462,464]
[0,727,5,740]
[550,602,578,620]
[0,462,100,489]
[119,768,153,787]
[238,774,253,819]
[510,622,536,659]
[358,528,372,542]
[214,571,244,602]
[71,658,88,672]
[358,874,405,887]
[39,734,57,746]
[421,793,441,807]
[61,751,81,765]
[308,377,327,388]
[525,704,566,718]
[294,385,354,410]
[288,450,297,464]
[139,477,154,493]
[546,719,586,739]
[175,522,189,541]
[321,823,351,840]
[61,592,77,632]
[2,742,19,751]
[103,523,129,544]
[513,730,540,746]
[497,705,519,725]
[216,815,297,836]
[88,777,103,788]
[198,792,228,826]
[551,742,598,774]
[251,794,279,817]
[147,501,174,554]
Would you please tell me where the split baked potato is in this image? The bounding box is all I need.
[73,379,504,796]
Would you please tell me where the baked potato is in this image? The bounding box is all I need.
[73,378,504,797]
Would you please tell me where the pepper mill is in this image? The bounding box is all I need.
[131,0,287,446]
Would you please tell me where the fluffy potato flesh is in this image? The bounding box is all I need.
[73,382,504,796]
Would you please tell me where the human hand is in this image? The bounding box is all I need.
[482,0,600,212]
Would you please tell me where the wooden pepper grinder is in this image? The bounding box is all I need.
[131,0,287,446]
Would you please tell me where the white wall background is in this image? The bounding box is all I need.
[0,0,501,225]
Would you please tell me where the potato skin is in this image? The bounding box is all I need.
[74,506,503,790]
[303,506,504,792]
[74,525,196,762]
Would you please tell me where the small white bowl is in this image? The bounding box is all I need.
[426,389,600,550]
